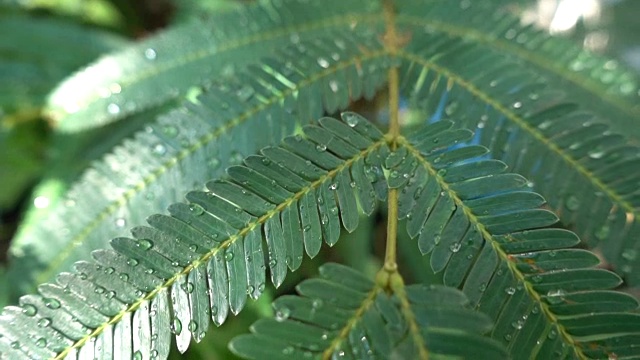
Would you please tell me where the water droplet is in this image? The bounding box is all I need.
[144,48,157,60]
[513,101,523,109]
[34,196,50,209]
[105,291,116,299]
[269,259,277,268]
[152,143,166,156]
[282,346,294,355]
[531,275,543,283]
[479,283,487,292]
[127,258,139,267]
[37,317,51,328]
[275,307,291,322]
[138,239,153,250]
[225,251,234,261]
[237,85,255,101]
[188,320,198,332]
[504,334,512,342]
[565,196,580,211]
[107,103,120,115]
[547,329,558,339]
[505,287,516,295]
[512,320,524,330]
[312,299,323,309]
[95,286,106,294]
[329,80,339,92]
[119,273,130,281]
[171,319,182,335]
[45,298,61,309]
[115,218,126,228]
[189,204,204,216]
[22,304,37,317]
[596,225,610,240]
[328,183,338,190]
[317,57,330,68]
[449,243,461,253]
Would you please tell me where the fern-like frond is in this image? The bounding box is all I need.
[7,33,391,297]
[397,21,640,284]
[397,0,640,141]
[230,263,508,359]
[387,121,640,359]
[0,112,387,359]
[45,0,387,132]
[0,13,127,120]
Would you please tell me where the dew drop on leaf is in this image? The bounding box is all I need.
[224,252,234,261]
[107,103,120,115]
[138,239,153,250]
[188,320,198,332]
[189,204,204,216]
[44,298,61,309]
[133,351,143,360]
[144,48,157,60]
[171,319,182,335]
[275,307,291,322]
[505,287,516,295]
[36,318,51,329]
[22,304,37,317]
[115,218,126,228]
[564,195,580,211]
[449,243,461,253]
[317,57,330,68]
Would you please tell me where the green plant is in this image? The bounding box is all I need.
[2,0,640,359]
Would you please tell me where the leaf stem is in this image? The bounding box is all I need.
[383,0,400,272]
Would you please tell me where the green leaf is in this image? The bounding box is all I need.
[396,2,640,283]
[229,264,508,359]
[0,112,386,358]
[388,120,640,359]
[45,0,386,132]
[7,32,391,297]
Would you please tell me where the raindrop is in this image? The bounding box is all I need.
[37,318,51,328]
[138,239,153,250]
[344,115,359,128]
[189,204,205,216]
[504,334,512,342]
[104,267,115,274]
[237,85,255,101]
[44,298,61,309]
[512,101,523,109]
[107,103,120,115]
[282,346,294,355]
[564,196,580,211]
[224,252,234,261]
[10,341,20,349]
[512,320,524,330]
[317,57,330,68]
[144,48,157,60]
[275,307,291,322]
[22,304,37,317]
[588,149,606,159]
[449,243,461,253]
[258,283,266,292]
[329,80,339,93]
[316,144,327,152]
[269,259,277,268]
[115,218,126,228]
[152,143,166,156]
[547,329,558,339]
[303,225,311,232]
[119,273,130,281]
[133,351,143,360]
[595,225,610,240]
[505,287,516,295]
[183,282,194,293]
[188,320,198,332]
[479,283,487,292]
[171,319,182,335]
[328,183,338,190]
[127,258,139,267]
[36,338,47,348]
[312,298,323,309]
[162,125,178,138]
